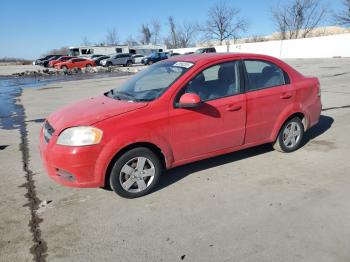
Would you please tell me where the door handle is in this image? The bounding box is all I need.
[280,93,292,99]
[226,105,242,111]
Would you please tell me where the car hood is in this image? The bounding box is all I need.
[47,94,148,133]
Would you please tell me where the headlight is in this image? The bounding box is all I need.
[57,126,103,146]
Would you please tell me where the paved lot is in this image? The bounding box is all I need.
[1,59,350,261]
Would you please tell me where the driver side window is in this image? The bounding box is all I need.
[183,61,240,101]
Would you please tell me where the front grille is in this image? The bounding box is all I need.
[43,121,55,143]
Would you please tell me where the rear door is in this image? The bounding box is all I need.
[243,59,295,144]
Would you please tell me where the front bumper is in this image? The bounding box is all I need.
[39,128,104,188]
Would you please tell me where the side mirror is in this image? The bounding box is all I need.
[178,93,202,108]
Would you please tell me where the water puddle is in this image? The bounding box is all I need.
[0,71,132,130]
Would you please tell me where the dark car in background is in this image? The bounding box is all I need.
[141,52,168,65]
[100,53,133,67]
[48,56,76,67]
[33,55,61,66]
[195,47,216,54]
[42,55,63,67]
[93,55,110,66]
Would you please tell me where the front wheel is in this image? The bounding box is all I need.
[109,147,161,198]
[273,117,304,153]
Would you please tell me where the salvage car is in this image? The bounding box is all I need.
[132,54,146,64]
[54,58,95,70]
[93,55,110,66]
[141,52,168,65]
[100,53,133,67]
[48,56,76,67]
[33,55,58,65]
[195,47,216,54]
[42,55,63,67]
[40,53,322,198]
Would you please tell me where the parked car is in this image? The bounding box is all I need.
[100,53,133,67]
[33,55,57,65]
[141,52,168,65]
[54,58,95,70]
[48,56,76,67]
[90,54,105,59]
[170,53,181,56]
[42,55,63,67]
[195,47,216,54]
[40,53,322,198]
[132,54,146,64]
[93,55,110,66]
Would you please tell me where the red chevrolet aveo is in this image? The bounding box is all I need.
[40,53,321,198]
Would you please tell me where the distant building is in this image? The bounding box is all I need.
[69,44,166,57]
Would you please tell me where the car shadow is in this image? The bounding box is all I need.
[300,115,334,147]
[154,114,334,194]
[154,144,273,193]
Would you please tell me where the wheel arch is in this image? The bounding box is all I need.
[103,142,167,188]
[271,110,308,141]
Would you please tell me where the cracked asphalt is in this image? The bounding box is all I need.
[1,59,350,262]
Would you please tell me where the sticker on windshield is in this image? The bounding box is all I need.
[173,62,194,69]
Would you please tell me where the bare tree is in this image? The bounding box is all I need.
[140,24,152,45]
[44,47,69,56]
[335,0,350,26]
[272,0,326,39]
[202,2,247,45]
[105,28,119,45]
[151,19,161,45]
[168,16,178,48]
[126,35,139,46]
[177,22,198,48]
[81,36,90,46]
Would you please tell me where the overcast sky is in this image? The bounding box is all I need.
[0,0,342,59]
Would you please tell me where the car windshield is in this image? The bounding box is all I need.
[106,61,194,102]
[194,49,204,54]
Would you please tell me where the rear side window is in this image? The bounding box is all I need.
[244,60,287,91]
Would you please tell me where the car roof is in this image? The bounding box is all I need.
[166,53,278,64]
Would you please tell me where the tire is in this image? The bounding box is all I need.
[148,61,153,65]
[86,64,92,68]
[109,147,162,198]
[126,60,132,67]
[61,65,68,70]
[106,62,112,67]
[273,117,304,153]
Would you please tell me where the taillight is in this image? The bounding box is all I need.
[317,80,321,97]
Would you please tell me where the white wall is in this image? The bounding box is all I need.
[171,33,350,59]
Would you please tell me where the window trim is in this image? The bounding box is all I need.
[242,59,291,93]
[173,59,243,108]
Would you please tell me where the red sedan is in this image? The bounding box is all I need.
[48,56,76,67]
[54,58,95,70]
[40,53,322,198]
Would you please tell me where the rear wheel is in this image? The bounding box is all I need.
[61,65,68,70]
[106,61,112,67]
[273,117,304,153]
[86,64,92,68]
[109,147,161,198]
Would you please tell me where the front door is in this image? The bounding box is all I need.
[169,60,246,162]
